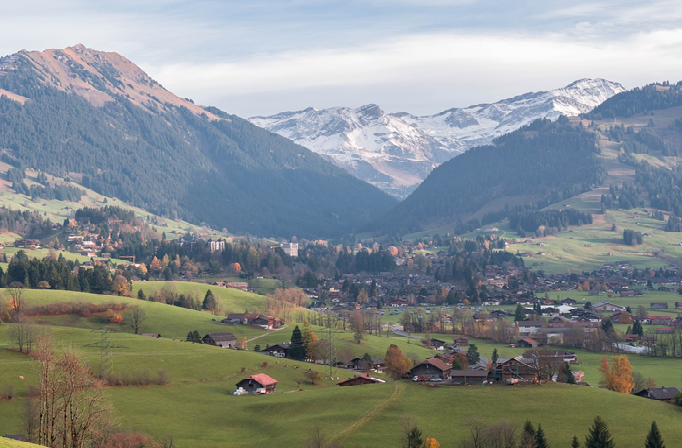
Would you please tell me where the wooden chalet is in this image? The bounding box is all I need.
[337,373,385,387]
[235,373,278,394]
[493,357,537,381]
[517,338,540,348]
[202,332,238,348]
[410,358,452,380]
[262,343,290,358]
[635,387,680,402]
[453,337,469,347]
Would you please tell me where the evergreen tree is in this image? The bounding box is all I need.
[193,330,201,343]
[202,289,218,310]
[521,420,536,447]
[644,421,665,448]
[571,436,580,448]
[515,304,526,321]
[405,426,424,448]
[289,325,305,360]
[584,416,615,448]
[535,424,550,448]
[137,289,146,301]
[491,348,499,368]
[466,344,480,365]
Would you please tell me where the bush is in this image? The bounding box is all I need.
[3,384,15,400]
[674,392,682,407]
[304,370,324,385]
[157,369,169,386]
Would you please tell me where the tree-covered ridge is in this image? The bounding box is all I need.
[585,81,682,118]
[0,207,53,239]
[0,55,396,238]
[509,209,593,237]
[375,117,605,234]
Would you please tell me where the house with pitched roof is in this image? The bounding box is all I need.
[235,373,278,394]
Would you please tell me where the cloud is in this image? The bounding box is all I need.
[146,27,682,116]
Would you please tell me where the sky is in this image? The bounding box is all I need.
[2,0,682,117]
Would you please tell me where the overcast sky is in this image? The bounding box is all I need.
[2,0,682,117]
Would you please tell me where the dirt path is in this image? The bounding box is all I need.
[328,381,405,444]
[246,324,289,343]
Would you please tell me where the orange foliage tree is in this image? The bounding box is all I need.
[384,344,413,380]
[425,437,440,448]
[599,355,635,393]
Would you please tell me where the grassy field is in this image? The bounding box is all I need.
[3,286,682,447]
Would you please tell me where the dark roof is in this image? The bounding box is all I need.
[417,358,452,372]
[450,370,489,378]
[204,332,237,341]
[635,387,681,400]
[336,374,383,385]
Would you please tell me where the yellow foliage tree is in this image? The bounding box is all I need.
[598,355,634,393]
[425,437,440,448]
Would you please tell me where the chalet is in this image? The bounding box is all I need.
[223,313,247,324]
[656,327,674,334]
[561,298,577,305]
[650,316,672,325]
[650,302,669,310]
[424,338,447,351]
[450,370,489,385]
[592,302,626,313]
[410,358,452,380]
[235,373,278,394]
[202,332,238,348]
[141,333,161,338]
[262,343,290,358]
[635,387,680,402]
[620,290,637,297]
[337,374,385,386]
[346,356,385,372]
[675,302,682,310]
[493,357,537,381]
[453,337,469,347]
[517,338,540,348]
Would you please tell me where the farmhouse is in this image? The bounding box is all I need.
[635,387,681,402]
[675,302,682,309]
[346,356,385,372]
[493,357,537,381]
[202,332,238,348]
[592,302,626,312]
[453,337,469,346]
[410,358,452,380]
[262,343,290,358]
[650,302,668,310]
[517,338,540,348]
[235,373,278,394]
[337,374,385,386]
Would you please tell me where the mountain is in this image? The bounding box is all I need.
[372,116,606,235]
[0,45,397,238]
[250,79,624,198]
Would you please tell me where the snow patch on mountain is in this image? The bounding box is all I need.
[250,79,624,198]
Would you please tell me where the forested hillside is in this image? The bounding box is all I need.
[585,81,682,118]
[0,48,396,238]
[374,117,605,234]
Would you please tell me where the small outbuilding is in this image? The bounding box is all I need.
[203,332,238,348]
[635,387,680,402]
[235,373,278,394]
[337,374,385,387]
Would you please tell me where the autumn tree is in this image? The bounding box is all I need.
[644,421,665,448]
[424,437,440,448]
[304,370,324,385]
[302,321,319,360]
[350,311,365,344]
[385,344,413,380]
[7,282,26,322]
[584,416,614,448]
[112,274,131,296]
[598,355,635,393]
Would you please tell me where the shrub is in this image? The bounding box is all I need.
[157,369,169,386]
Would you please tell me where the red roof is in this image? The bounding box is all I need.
[246,373,278,387]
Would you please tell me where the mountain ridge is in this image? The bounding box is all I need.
[250,78,625,198]
[0,45,396,238]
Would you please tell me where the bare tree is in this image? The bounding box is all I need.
[10,321,40,353]
[28,334,112,448]
[127,305,146,335]
[7,282,26,322]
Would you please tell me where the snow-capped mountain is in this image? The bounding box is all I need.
[250,79,624,198]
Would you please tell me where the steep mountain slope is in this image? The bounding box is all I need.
[251,79,624,198]
[372,117,606,235]
[0,45,396,238]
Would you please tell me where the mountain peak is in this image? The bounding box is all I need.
[5,45,218,118]
[250,78,624,198]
